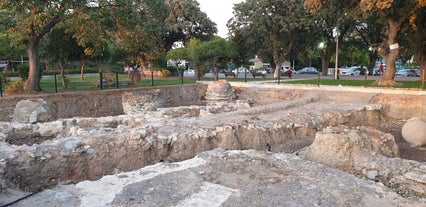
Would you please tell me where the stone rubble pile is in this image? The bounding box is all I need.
[299,125,426,197]
[1,82,425,206]
[8,149,426,207]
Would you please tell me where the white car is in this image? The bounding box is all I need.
[340,66,366,76]
[232,67,249,74]
[184,69,195,76]
[395,69,419,77]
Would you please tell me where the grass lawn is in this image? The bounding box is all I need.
[37,74,277,92]
[2,73,424,94]
[283,79,424,89]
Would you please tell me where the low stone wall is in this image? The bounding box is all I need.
[232,84,426,120]
[2,83,425,122]
[0,84,206,122]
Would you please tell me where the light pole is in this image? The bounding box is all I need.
[318,42,325,87]
[333,25,339,80]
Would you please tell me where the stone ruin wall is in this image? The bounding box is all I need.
[0,84,207,122]
[0,83,425,122]
[233,84,426,120]
[1,82,426,195]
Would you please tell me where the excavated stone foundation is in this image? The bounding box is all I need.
[0,82,425,205]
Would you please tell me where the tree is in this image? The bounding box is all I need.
[164,0,217,51]
[166,47,189,79]
[406,6,426,87]
[0,0,170,92]
[186,38,203,78]
[231,0,314,78]
[350,13,385,75]
[41,26,85,89]
[0,33,26,72]
[195,37,238,81]
[305,0,426,86]
[304,3,356,76]
[107,0,169,68]
[0,1,90,91]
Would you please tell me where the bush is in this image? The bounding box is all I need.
[4,80,25,95]
[161,70,169,77]
[17,63,29,80]
[43,68,101,75]
[0,72,11,84]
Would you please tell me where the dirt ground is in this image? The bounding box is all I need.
[272,121,425,163]
[378,120,426,163]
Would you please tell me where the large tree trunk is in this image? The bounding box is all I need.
[368,50,378,76]
[274,64,282,78]
[419,53,426,89]
[321,55,331,76]
[24,36,42,92]
[273,48,288,79]
[377,19,401,86]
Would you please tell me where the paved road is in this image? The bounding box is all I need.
[199,72,422,82]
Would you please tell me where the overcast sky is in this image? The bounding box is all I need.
[197,0,245,38]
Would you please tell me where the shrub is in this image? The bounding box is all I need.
[17,63,29,80]
[0,72,10,84]
[4,80,25,95]
[161,70,169,77]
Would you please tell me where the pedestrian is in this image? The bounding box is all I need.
[379,63,384,75]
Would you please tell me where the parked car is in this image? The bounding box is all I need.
[340,66,367,76]
[232,67,249,75]
[395,69,420,77]
[257,69,267,74]
[296,67,318,74]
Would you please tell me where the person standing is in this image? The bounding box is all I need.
[379,63,384,75]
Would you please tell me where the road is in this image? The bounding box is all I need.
[197,72,422,82]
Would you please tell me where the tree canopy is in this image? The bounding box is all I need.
[0,0,217,92]
[304,0,426,85]
[230,0,314,77]
[164,0,217,50]
[195,37,238,80]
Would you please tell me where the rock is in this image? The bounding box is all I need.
[37,121,63,137]
[299,126,400,171]
[299,126,426,197]
[129,130,147,140]
[62,139,82,151]
[402,117,426,147]
[122,89,167,114]
[10,149,425,207]
[12,99,53,124]
[205,80,236,102]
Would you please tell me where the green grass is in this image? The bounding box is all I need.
[283,79,424,89]
[2,73,424,94]
[37,74,277,92]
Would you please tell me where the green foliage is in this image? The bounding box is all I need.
[230,0,315,68]
[4,80,24,95]
[16,63,29,81]
[166,48,189,63]
[161,70,169,77]
[163,0,217,50]
[41,25,85,67]
[195,37,239,70]
[0,72,10,84]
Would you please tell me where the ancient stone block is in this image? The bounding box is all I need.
[402,117,426,147]
[12,99,53,124]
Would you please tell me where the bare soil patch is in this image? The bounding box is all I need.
[379,120,426,162]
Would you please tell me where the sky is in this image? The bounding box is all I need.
[197,0,245,38]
